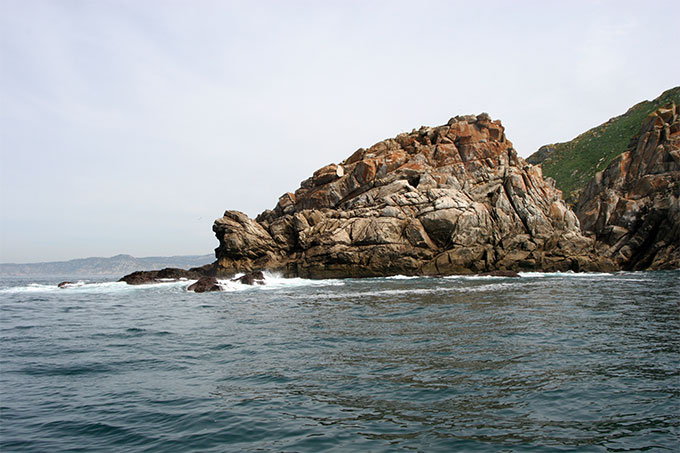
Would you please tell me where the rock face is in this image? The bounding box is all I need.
[575,103,680,270]
[214,114,612,278]
[526,87,680,205]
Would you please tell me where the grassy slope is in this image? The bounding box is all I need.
[526,87,680,205]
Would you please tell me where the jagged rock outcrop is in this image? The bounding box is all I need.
[214,114,613,278]
[576,103,680,270]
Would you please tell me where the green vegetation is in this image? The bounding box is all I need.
[527,87,680,205]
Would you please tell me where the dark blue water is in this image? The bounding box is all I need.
[1,271,679,452]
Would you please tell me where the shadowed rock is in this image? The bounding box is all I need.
[119,266,208,285]
[233,271,265,285]
[187,276,221,293]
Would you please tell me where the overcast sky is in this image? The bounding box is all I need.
[1,0,678,263]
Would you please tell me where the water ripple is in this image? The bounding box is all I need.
[1,271,678,452]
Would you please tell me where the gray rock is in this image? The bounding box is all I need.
[212,114,614,278]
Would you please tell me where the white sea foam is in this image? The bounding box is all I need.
[2,281,125,294]
[0,279,196,294]
[215,271,344,292]
[518,271,614,278]
[443,274,507,280]
[303,281,519,300]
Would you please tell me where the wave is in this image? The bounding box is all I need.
[2,269,641,295]
[0,279,193,294]
[216,272,344,292]
[0,272,344,294]
[443,274,513,280]
[518,271,614,278]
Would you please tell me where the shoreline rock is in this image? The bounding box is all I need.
[187,276,221,293]
[233,271,265,285]
[121,107,678,286]
[118,263,215,285]
[118,267,270,290]
[212,114,615,278]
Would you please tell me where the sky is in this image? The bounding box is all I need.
[1,0,678,263]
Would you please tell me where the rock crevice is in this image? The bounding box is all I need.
[213,114,612,278]
[575,103,680,270]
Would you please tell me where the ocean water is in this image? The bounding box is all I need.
[1,271,678,452]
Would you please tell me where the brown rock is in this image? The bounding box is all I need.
[233,271,265,285]
[119,266,208,285]
[576,102,680,270]
[187,276,221,293]
[118,270,160,285]
[211,113,611,278]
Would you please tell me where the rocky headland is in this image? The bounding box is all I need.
[121,103,679,289]
[575,103,679,270]
[212,114,613,279]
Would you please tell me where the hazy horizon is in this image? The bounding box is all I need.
[2,0,679,263]
[0,252,215,266]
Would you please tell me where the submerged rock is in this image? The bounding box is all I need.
[57,281,74,288]
[213,114,613,278]
[575,102,680,270]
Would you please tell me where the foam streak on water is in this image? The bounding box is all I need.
[1,271,679,452]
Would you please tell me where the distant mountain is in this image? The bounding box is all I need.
[527,87,680,205]
[0,254,215,277]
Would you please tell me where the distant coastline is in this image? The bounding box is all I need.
[0,254,214,277]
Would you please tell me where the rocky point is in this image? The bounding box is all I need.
[213,114,613,278]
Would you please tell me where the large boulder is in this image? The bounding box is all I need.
[575,102,680,270]
[213,114,613,277]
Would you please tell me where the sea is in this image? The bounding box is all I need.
[1,270,678,452]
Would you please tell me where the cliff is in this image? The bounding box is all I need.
[575,103,680,270]
[213,114,612,278]
[527,87,680,205]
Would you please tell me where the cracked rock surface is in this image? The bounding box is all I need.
[576,103,680,270]
[214,114,613,278]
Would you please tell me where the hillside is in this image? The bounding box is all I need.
[527,87,680,204]
[574,102,679,270]
[0,254,214,277]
